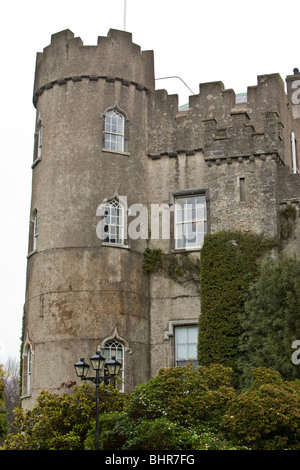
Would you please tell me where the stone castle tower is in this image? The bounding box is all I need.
[22,29,300,408]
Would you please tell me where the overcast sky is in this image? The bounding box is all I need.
[0,0,299,363]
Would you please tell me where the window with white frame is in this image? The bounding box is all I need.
[23,343,32,395]
[175,325,198,367]
[175,195,207,249]
[104,340,124,391]
[103,199,124,245]
[104,110,125,152]
[37,124,43,159]
[33,214,38,250]
[27,347,32,394]
[34,118,43,162]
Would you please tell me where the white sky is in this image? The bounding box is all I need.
[0,0,299,363]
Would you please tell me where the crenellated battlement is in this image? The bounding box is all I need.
[147,73,297,169]
[33,28,155,105]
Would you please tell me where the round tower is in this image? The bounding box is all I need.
[22,29,154,408]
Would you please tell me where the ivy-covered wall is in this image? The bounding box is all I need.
[143,248,200,289]
[198,231,276,374]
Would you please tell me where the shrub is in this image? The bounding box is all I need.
[127,363,235,432]
[2,382,125,450]
[222,368,300,450]
[125,419,197,450]
[84,411,132,450]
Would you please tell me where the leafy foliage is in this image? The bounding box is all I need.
[239,257,300,386]
[87,364,300,450]
[0,366,8,440]
[84,411,132,450]
[3,364,300,450]
[280,205,297,242]
[85,364,237,450]
[124,419,197,450]
[142,248,163,273]
[143,248,199,288]
[198,231,276,373]
[126,363,235,431]
[85,412,199,450]
[222,368,300,450]
[2,382,125,450]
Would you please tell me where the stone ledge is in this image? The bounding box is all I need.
[33,75,149,107]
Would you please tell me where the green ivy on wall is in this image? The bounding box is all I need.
[279,204,297,242]
[143,248,200,289]
[198,231,276,374]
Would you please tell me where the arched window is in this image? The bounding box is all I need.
[104,340,124,391]
[34,117,43,162]
[104,110,125,152]
[33,213,39,251]
[103,199,124,245]
[28,209,39,255]
[37,122,43,159]
[23,343,33,396]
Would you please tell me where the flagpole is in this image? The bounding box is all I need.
[123,0,127,31]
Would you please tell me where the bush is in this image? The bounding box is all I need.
[2,382,126,450]
[84,411,133,450]
[125,419,197,450]
[85,364,238,451]
[127,363,235,432]
[222,368,300,450]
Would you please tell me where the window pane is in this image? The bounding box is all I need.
[175,326,198,365]
[176,327,187,343]
[177,344,187,359]
[187,343,197,359]
[175,195,206,249]
[104,110,125,151]
[187,327,198,343]
[102,200,124,245]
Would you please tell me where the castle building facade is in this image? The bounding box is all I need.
[22,29,300,408]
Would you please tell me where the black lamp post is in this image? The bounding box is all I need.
[74,351,121,450]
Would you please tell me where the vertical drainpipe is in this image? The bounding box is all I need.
[291,132,298,174]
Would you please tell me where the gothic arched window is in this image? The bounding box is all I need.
[33,117,43,163]
[104,110,125,152]
[22,343,33,396]
[103,199,124,245]
[104,340,124,391]
[33,213,39,251]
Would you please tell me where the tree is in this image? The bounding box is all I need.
[2,357,20,434]
[2,382,126,450]
[238,257,300,386]
[0,365,8,442]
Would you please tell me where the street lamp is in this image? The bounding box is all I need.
[74,351,121,450]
